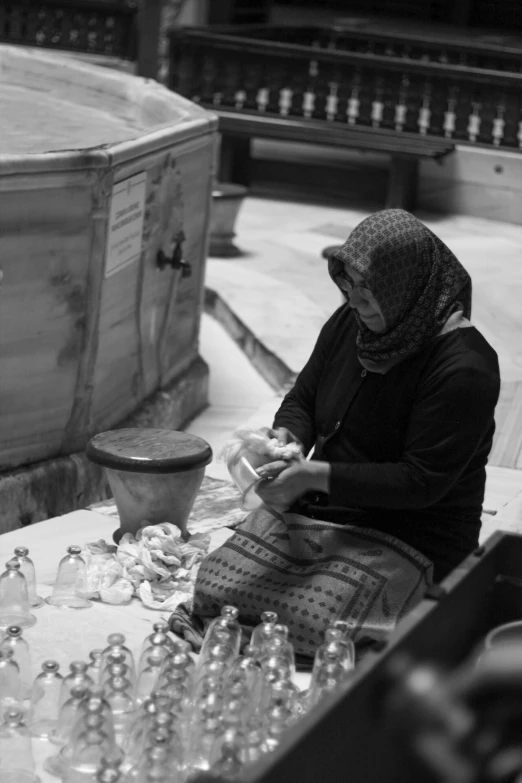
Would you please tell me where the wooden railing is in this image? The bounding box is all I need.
[226,23,522,72]
[169,26,522,151]
[0,0,138,60]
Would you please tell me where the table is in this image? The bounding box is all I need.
[3,478,520,781]
[0,506,312,780]
[0,508,236,782]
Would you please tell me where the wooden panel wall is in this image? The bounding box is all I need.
[214,0,522,31]
[0,172,95,469]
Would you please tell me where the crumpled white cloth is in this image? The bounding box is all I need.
[82,523,210,610]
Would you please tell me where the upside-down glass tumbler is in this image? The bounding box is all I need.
[29,660,63,738]
[0,649,21,711]
[0,708,40,783]
[0,562,36,630]
[12,548,44,609]
[0,626,32,699]
[45,546,91,610]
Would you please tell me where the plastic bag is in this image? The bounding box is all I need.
[221,428,303,511]
[220,427,302,468]
[83,523,211,609]
[100,577,134,605]
[138,580,193,612]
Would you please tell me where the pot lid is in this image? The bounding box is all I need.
[86,428,212,474]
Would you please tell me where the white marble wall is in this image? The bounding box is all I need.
[419,145,522,226]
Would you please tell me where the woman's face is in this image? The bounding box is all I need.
[341,264,387,333]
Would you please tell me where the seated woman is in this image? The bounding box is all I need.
[169,208,501,658]
[255,208,501,583]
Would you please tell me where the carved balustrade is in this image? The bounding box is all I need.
[169,26,522,150]
[232,24,522,72]
[0,0,137,59]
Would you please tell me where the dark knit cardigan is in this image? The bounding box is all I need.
[273,305,501,582]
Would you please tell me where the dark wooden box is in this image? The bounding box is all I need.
[242,531,522,783]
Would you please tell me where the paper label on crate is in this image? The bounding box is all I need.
[105,172,147,278]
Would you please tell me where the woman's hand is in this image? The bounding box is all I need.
[255,459,331,511]
[259,426,305,455]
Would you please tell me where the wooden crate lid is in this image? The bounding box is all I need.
[86,428,213,474]
[0,44,218,159]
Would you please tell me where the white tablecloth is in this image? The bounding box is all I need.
[0,509,236,781]
[0,510,237,669]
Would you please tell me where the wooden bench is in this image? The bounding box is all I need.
[216,108,454,210]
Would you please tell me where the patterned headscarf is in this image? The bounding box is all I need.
[328,209,472,364]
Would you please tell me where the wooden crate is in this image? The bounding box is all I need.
[0,44,218,470]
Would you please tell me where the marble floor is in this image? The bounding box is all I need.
[186,313,280,483]
[187,194,522,541]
